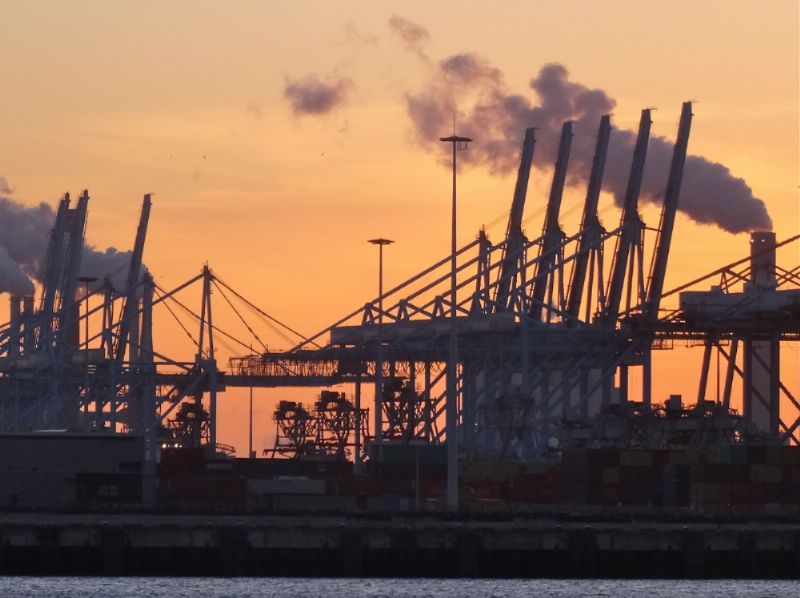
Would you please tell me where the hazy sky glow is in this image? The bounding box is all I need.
[0,1,797,452]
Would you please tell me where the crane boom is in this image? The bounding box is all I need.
[115,194,152,362]
[565,115,611,322]
[604,109,651,323]
[54,190,88,356]
[495,128,536,311]
[529,121,572,321]
[39,196,69,311]
[645,102,693,319]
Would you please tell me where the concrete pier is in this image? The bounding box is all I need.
[0,512,798,578]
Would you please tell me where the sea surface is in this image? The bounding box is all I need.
[0,577,797,597]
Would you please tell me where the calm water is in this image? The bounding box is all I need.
[0,578,796,597]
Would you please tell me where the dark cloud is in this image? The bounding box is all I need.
[388,15,430,61]
[284,75,353,117]
[441,53,502,86]
[0,176,14,195]
[404,59,772,233]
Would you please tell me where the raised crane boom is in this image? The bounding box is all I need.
[529,121,572,321]
[494,127,536,312]
[37,195,71,351]
[54,190,89,355]
[604,109,652,324]
[645,102,693,319]
[115,194,152,362]
[39,195,70,316]
[565,115,611,323]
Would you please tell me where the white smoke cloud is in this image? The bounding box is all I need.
[0,197,55,293]
[0,193,142,296]
[79,246,136,293]
[0,247,34,296]
[404,57,772,233]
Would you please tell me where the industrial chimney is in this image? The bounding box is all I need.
[744,231,779,436]
[748,231,777,292]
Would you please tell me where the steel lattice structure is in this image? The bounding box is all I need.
[0,103,797,473]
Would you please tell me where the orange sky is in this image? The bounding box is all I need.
[0,1,797,453]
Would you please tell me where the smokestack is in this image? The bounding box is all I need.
[744,230,780,435]
[748,231,776,291]
[8,296,21,357]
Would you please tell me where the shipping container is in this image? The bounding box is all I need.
[749,464,782,484]
[368,442,447,465]
[619,449,653,467]
[246,477,326,496]
[75,472,141,504]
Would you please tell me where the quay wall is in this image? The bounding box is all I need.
[0,512,798,578]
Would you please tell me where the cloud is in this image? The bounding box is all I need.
[245,100,263,119]
[79,245,136,292]
[344,21,378,48]
[404,58,772,233]
[284,75,353,117]
[0,194,144,295]
[388,15,430,62]
[0,176,14,195]
[0,197,55,288]
[0,247,34,296]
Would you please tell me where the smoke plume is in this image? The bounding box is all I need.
[78,246,136,292]
[344,21,378,48]
[388,15,431,62]
[0,248,35,296]
[0,194,140,296]
[284,75,353,116]
[0,197,55,295]
[405,58,772,233]
[0,177,13,195]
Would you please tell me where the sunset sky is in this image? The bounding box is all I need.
[0,1,797,452]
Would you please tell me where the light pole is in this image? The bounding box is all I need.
[439,134,472,512]
[367,238,394,449]
[249,345,254,459]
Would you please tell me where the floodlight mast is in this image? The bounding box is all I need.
[439,134,472,512]
[367,237,394,446]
